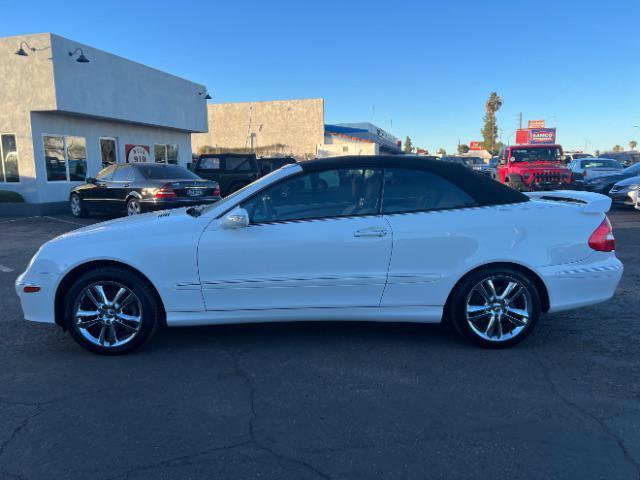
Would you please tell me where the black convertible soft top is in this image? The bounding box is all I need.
[300,156,529,206]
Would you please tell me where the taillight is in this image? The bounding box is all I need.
[155,183,176,198]
[212,187,221,197]
[588,217,615,252]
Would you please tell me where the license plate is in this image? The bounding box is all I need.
[186,188,203,197]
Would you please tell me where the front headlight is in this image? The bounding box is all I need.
[630,184,640,191]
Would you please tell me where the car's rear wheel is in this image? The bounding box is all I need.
[449,267,541,348]
[64,267,161,355]
[70,193,88,218]
[126,198,141,216]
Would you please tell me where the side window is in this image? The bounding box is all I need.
[242,168,382,223]
[198,157,221,170]
[382,168,476,214]
[226,157,253,172]
[112,166,132,182]
[96,165,117,180]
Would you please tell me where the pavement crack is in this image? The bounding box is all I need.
[228,351,333,480]
[534,348,640,480]
[0,404,43,459]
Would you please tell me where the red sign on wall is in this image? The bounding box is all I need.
[469,141,483,150]
[125,144,150,163]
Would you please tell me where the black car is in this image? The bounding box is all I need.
[583,161,640,195]
[70,163,221,218]
[256,156,297,175]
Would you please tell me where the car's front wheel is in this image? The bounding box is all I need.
[64,267,161,354]
[449,267,541,348]
[70,193,88,218]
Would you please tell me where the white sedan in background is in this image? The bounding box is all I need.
[567,157,624,180]
[16,156,623,354]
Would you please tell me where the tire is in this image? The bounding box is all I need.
[63,267,161,355]
[126,197,142,216]
[506,175,527,192]
[70,193,89,218]
[449,266,541,349]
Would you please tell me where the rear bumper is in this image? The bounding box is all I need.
[140,196,221,211]
[539,256,624,313]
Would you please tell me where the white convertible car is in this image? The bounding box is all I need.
[16,156,623,354]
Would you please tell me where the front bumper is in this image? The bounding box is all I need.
[609,188,638,206]
[15,270,60,324]
[140,196,221,211]
[526,181,576,191]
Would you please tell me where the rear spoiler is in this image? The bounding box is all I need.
[525,190,612,213]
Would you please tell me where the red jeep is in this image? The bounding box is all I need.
[497,144,574,191]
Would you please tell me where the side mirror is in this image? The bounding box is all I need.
[86,177,96,184]
[219,208,249,230]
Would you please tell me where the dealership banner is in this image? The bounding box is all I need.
[125,144,150,163]
[469,141,483,150]
[529,128,556,144]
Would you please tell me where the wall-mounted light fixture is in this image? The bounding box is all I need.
[199,90,212,100]
[15,41,35,56]
[68,47,90,63]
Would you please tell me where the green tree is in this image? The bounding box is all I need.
[481,92,503,155]
[458,144,470,154]
[403,136,414,153]
[613,144,624,152]
[629,140,638,150]
[437,148,447,155]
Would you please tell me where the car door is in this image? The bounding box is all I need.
[81,164,117,210]
[379,167,479,308]
[197,167,392,310]
[104,165,133,211]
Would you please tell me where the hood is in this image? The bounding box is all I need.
[613,175,640,188]
[52,209,185,242]
[585,172,626,185]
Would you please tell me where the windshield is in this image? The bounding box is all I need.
[510,147,562,162]
[137,165,199,180]
[196,165,296,215]
[580,159,622,169]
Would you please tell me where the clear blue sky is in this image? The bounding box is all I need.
[2,0,639,153]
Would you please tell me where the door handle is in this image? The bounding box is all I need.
[123,184,130,188]
[354,228,388,238]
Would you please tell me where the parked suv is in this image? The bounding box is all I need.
[193,153,261,196]
[497,144,575,191]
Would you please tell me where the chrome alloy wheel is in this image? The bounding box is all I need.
[127,200,141,216]
[71,195,81,216]
[465,275,532,342]
[73,281,143,348]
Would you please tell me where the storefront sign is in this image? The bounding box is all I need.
[469,141,483,150]
[528,119,545,129]
[529,128,556,144]
[125,144,150,163]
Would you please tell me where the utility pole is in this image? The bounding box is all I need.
[519,112,522,129]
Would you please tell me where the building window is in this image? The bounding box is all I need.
[100,138,118,168]
[43,135,87,182]
[167,144,178,164]
[0,134,20,182]
[154,144,179,164]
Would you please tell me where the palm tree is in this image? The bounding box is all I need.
[629,140,638,150]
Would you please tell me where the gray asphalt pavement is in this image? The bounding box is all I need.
[0,210,639,480]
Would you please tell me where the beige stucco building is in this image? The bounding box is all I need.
[0,33,208,214]
[192,98,325,159]
[192,99,402,159]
